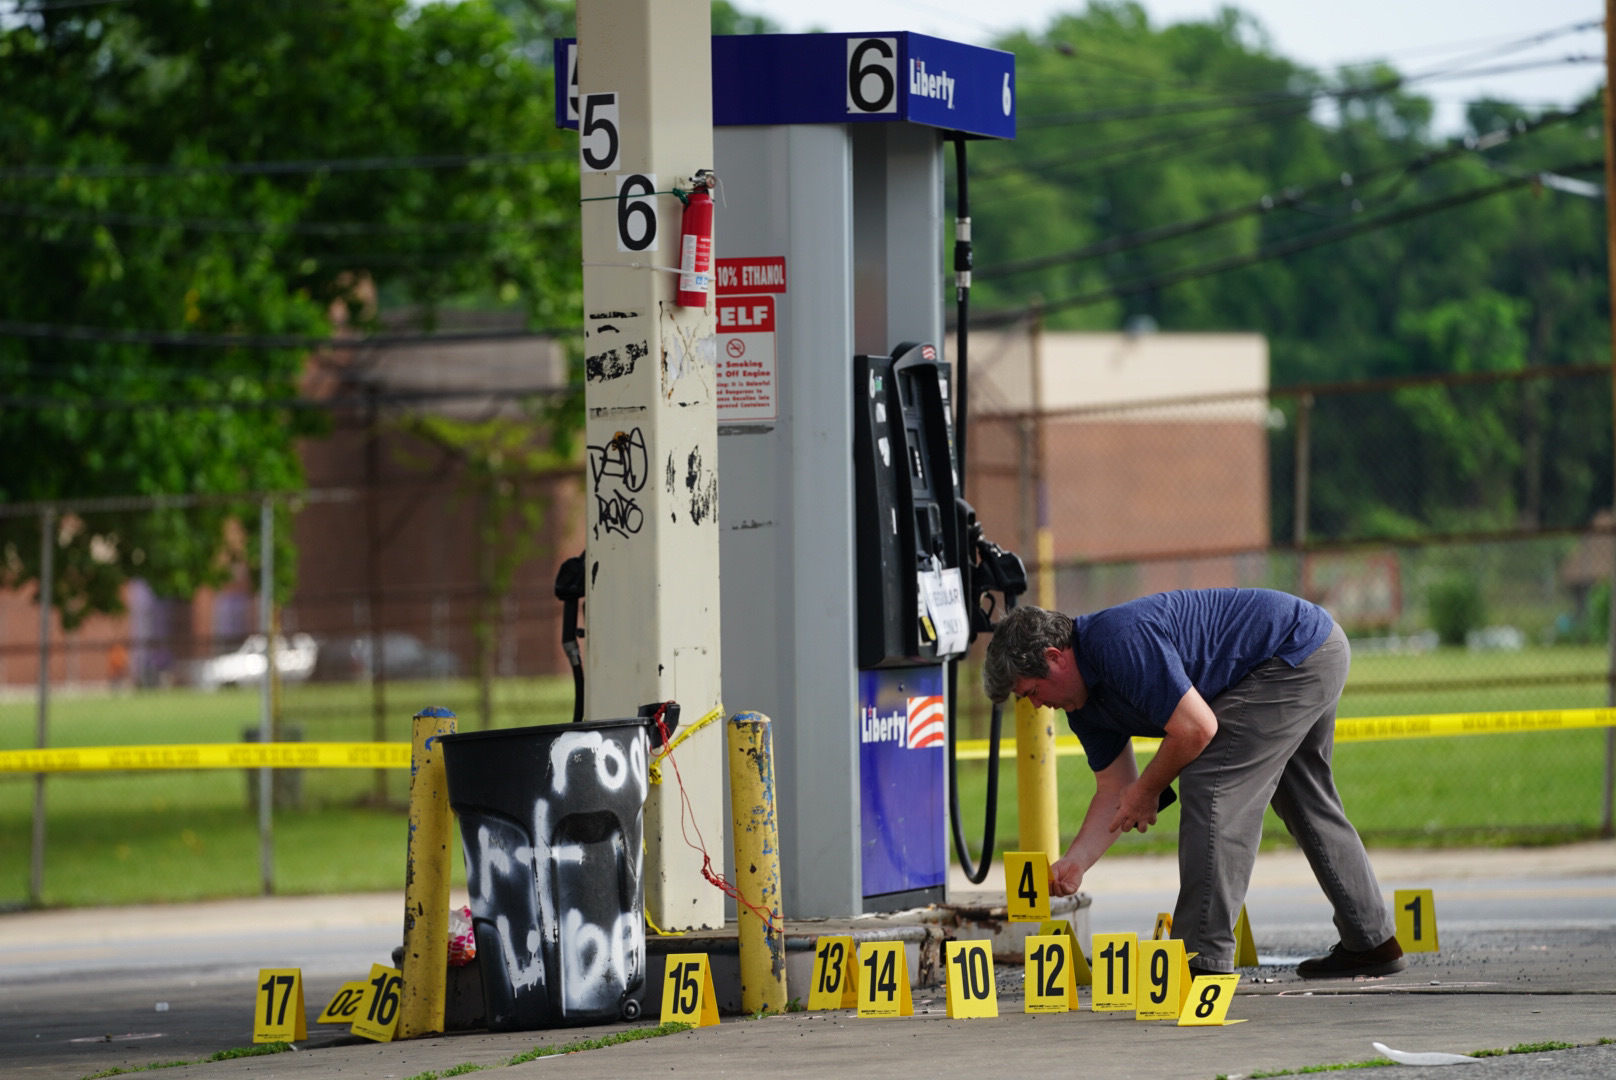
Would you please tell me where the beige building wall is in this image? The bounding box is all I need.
[960,330,1271,594]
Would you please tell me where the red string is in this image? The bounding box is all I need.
[650,702,783,936]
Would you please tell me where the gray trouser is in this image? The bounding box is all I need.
[1172,624,1393,970]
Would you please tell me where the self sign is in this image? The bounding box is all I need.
[1003,851,1050,922]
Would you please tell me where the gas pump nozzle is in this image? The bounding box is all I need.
[956,498,1029,641]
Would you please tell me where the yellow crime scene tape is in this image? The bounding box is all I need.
[0,742,411,774]
[1,707,1612,773]
[953,706,1616,762]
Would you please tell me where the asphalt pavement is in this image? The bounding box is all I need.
[3,841,1613,1080]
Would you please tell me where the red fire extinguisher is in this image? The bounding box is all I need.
[676,169,716,309]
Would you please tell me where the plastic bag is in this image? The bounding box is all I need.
[447,905,477,966]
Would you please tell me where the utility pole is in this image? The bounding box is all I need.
[577,0,725,930]
[1601,0,1616,837]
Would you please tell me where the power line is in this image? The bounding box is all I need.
[0,320,577,349]
[0,385,572,413]
[972,157,1605,326]
[0,149,571,182]
[4,0,135,11]
[1019,56,1601,128]
[975,104,1591,280]
[0,201,575,236]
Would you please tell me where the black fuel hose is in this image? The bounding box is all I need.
[944,132,1001,885]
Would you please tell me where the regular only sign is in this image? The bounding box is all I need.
[717,295,775,422]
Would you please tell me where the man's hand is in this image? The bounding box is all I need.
[1108,779,1160,834]
[1049,856,1085,897]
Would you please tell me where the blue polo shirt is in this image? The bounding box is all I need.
[1066,588,1333,771]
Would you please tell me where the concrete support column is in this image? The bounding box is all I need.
[577,0,724,930]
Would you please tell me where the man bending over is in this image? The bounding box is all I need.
[982,589,1404,979]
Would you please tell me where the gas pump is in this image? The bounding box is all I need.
[555,31,1021,917]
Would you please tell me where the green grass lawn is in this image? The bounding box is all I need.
[2,646,1611,907]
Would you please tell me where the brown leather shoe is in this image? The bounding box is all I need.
[1296,937,1407,979]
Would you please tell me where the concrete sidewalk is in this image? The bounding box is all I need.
[3,842,1613,1080]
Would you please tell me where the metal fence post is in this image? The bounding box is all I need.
[259,497,275,894]
[1603,1,1616,839]
[29,506,55,907]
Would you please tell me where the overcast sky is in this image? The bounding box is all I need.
[734,0,1605,133]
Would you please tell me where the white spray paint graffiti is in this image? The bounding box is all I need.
[458,725,650,1022]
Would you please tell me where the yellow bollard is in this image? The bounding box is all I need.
[1015,698,1061,861]
[727,711,786,1014]
[400,705,457,1039]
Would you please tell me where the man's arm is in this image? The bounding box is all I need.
[1109,686,1218,834]
[1049,745,1137,897]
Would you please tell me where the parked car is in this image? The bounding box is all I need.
[310,632,460,681]
[194,633,319,690]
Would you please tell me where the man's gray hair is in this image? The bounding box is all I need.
[981,605,1075,704]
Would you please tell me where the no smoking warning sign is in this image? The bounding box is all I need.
[717,294,776,422]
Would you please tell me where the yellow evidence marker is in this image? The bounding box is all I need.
[944,940,999,1018]
[1024,933,1079,1013]
[1038,918,1091,985]
[1090,932,1138,1012]
[1004,851,1051,922]
[1152,912,1173,940]
[349,964,404,1042]
[856,941,913,1018]
[1177,974,1246,1026]
[1136,939,1192,1021]
[1394,888,1439,952]
[253,968,306,1043]
[660,953,720,1027]
[807,935,859,1009]
[315,980,371,1025]
[1233,904,1259,967]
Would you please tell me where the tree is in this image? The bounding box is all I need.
[0,0,580,622]
[967,2,1611,544]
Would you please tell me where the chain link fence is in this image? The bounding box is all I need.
[0,468,585,907]
[5,358,1616,907]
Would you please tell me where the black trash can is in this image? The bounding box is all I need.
[440,717,653,1030]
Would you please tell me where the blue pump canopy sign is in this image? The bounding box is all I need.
[556,32,1015,140]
